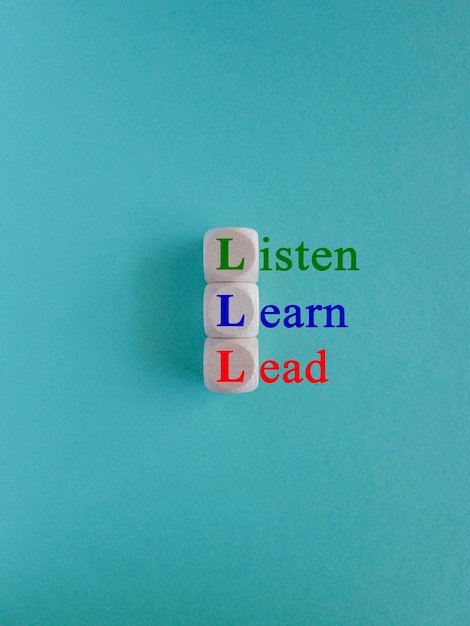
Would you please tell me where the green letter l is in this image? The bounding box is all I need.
[216,238,245,270]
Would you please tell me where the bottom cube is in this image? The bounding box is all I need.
[204,337,259,394]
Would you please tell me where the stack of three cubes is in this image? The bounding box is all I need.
[203,227,259,393]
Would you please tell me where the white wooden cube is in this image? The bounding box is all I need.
[204,337,259,393]
[204,282,259,339]
[204,227,258,283]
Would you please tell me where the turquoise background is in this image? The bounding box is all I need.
[1,2,468,624]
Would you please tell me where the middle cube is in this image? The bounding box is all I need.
[204,282,259,339]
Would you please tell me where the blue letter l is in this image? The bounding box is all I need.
[216,294,245,327]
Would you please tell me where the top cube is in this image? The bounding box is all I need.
[204,227,259,283]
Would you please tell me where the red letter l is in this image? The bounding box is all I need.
[216,350,245,383]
